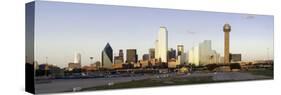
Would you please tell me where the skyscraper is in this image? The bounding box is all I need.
[199,40,212,65]
[74,52,81,64]
[230,53,242,62]
[119,49,124,62]
[142,54,150,61]
[126,49,138,64]
[177,45,184,56]
[155,40,159,60]
[114,56,123,64]
[168,48,176,60]
[155,26,168,62]
[223,23,231,64]
[72,52,81,68]
[189,46,200,66]
[102,43,113,69]
[149,48,155,59]
[114,49,124,64]
[189,40,220,66]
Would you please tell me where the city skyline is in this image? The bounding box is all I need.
[34,1,274,67]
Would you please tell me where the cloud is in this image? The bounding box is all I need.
[243,14,256,19]
[187,31,197,35]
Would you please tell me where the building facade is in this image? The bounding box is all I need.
[189,40,221,66]
[155,26,168,63]
[168,48,176,60]
[149,48,155,59]
[102,43,113,69]
[74,53,81,64]
[142,54,150,61]
[126,49,138,64]
[177,44,184,56]
[114,49,124,64]
[118,49,124,62]
[230,53,242,62]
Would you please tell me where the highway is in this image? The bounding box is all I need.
[35,71,271,94]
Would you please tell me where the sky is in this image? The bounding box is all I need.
[33,1,274,67]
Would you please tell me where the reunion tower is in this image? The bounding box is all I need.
[223,23,231,64]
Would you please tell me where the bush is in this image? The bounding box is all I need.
[206,64,217,71]
[229,63,241,70]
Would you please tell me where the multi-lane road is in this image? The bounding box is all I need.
[35,71,271,94]
[35,74,153,93]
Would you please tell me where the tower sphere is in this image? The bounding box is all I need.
[223,23,231,32]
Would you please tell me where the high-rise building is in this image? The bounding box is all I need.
[177,45,184,56]
[74,52,81,64]
[155,26,168,62]
[119,49,124,62]
[114,49,124,64]
[113,55,123,69]
[177,52,187,65]
[114,56,123,64]
[69,52,82,69]
[189,40,220,66]
[199,40,212,65]
[189,46,200,66]
[168,48,176,60]
[223,23,231,64]
[102,43,113,69]
[126,49,138,64]
[149,48,155,59]
[176,45,186,64]
[142,54,150,61]
[155,40,159,60]
[230,53,242,62]
[176,45,185,64]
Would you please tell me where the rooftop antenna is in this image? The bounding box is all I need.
[267,48,270,61]
[45,57,48,64]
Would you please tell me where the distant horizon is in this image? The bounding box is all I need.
[33,1,274,67]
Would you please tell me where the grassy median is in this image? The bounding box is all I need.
[82,76,217,91]
[80,69,273,91]
[248,69,273,77]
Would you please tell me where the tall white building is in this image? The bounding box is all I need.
[189,46,200,66]
[199,40,212,65]
[74,52,81,64]
[69,52,82,69]
[155,40,159,60]
[155,26,168,62]
[188,40,220,66]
